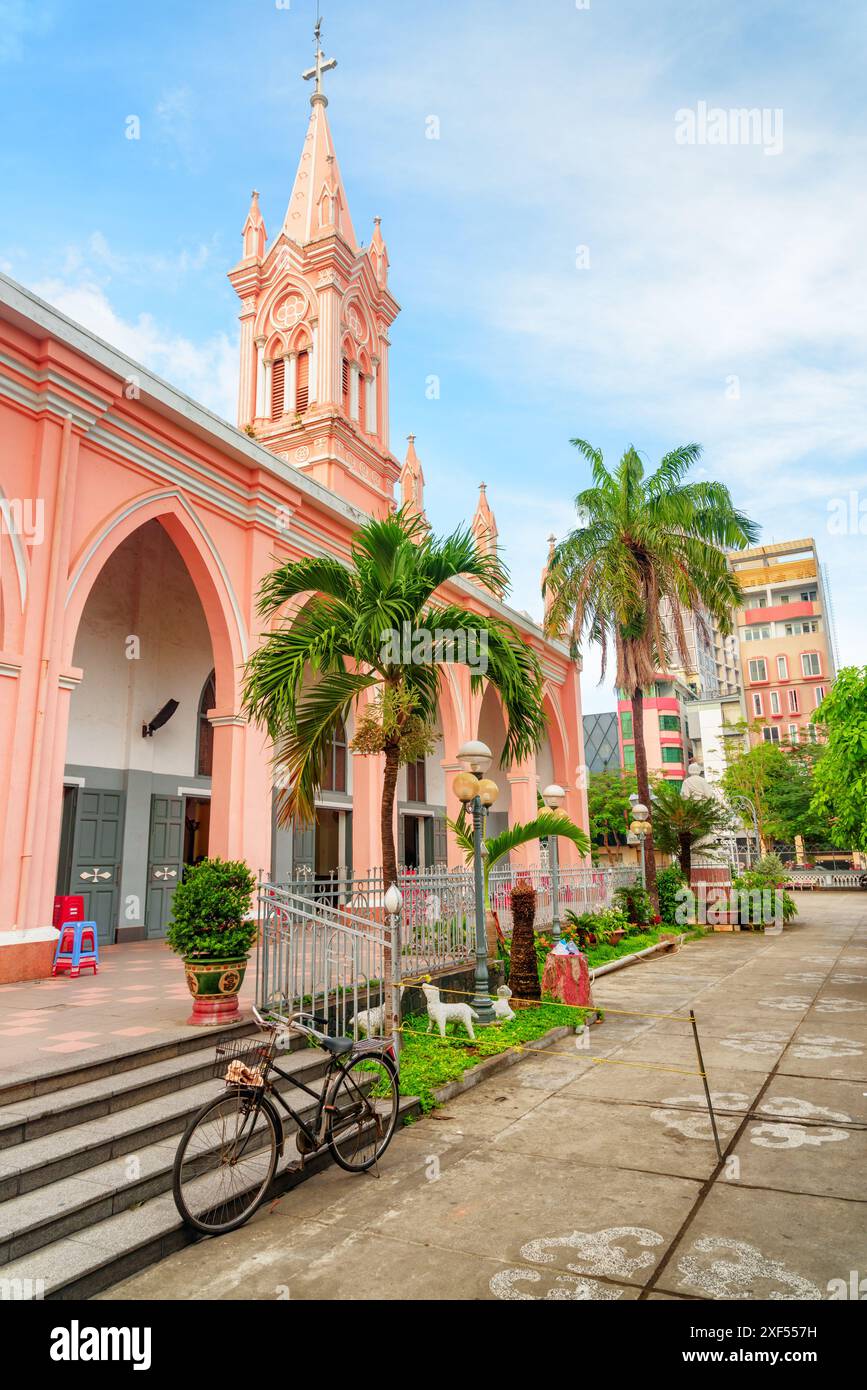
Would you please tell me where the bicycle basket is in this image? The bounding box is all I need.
[214,1035,273,1087]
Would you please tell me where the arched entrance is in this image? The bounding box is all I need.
[57,500,247,945]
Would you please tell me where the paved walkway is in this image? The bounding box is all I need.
[0,940,255,1088]
[103,894,867,1301]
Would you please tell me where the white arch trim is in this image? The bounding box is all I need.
[543,682,570,773]
[64,489,249,659]
[0,484,29,611]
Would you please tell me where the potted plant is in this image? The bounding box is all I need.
[166,858,258,1026]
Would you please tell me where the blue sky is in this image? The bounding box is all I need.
[2,0,866,711]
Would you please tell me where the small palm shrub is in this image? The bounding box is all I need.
[614,878,657,931]
[167,858,258,960]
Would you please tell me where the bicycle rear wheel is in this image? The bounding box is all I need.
[327,1052,399,1172]
[173,1090,279,1235]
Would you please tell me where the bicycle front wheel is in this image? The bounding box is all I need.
[327,1052,399,1172]
[173,1089,279,1235]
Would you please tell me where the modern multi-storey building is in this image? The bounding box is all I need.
[582,712,622,774]
[659,598,741,701]
[728,538,836,746]
[617,676,695,787]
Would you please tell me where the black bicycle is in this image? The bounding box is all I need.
[172,1005,400,1235]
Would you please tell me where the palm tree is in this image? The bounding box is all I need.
[448,809,590,909]
[545,441,758,908]
[651,780,733,879]
[242,509,547,889]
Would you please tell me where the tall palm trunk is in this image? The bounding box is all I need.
[631,687,659,910]
[381,743,400,889]
[679,832,692,879]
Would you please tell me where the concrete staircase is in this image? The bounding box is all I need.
[0,1025,415,1299]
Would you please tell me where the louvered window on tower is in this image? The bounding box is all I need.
[271,358,285,418]
[342,357,350,413]
[296,351,309,414]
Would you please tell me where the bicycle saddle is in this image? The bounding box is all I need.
[321,1034,355,1056]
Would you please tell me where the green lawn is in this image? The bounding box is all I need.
[581,923,704,969]
[397,1003,591,1111]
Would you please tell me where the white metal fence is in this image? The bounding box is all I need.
[784,870,866,891]
[256,882,395,1039]
[257,864,641,1030]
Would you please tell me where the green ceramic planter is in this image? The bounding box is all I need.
[184,955,248,1026]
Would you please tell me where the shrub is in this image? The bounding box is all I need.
[614,878,655,931]
[166,858,258,960]
[656,864,687,925]
[731,868,797,926]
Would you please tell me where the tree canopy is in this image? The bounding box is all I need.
[810,667,867,852]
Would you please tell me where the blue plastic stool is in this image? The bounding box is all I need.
[52,920,100,978]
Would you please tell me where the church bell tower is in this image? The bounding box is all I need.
[228,20,401,515]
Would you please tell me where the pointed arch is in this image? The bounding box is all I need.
[542,683,570,785]
[63,490,248,708]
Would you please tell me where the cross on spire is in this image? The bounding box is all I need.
[302,18,337,103]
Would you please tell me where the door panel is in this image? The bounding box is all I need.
[145,795,184,938]
[70,789,125,945]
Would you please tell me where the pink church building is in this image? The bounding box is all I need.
[0,38,588,984]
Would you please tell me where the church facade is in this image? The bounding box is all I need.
[0,44,588,983]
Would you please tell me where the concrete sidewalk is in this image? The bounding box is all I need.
[103,894,867,1301]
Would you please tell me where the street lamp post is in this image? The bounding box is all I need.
[629,795,651,889]
[542,783,566,943]
[454,741,498,1025]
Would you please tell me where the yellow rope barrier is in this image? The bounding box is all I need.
[396,975,690,1024]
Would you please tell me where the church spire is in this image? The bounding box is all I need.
[283,18,356,248]
[472,482,498,557]
[241,189,266,261]
[400,434,425,519]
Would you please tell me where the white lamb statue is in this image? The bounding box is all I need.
[350,987,404,1038]
[492,984,515,1021]
[421,982,478,1040]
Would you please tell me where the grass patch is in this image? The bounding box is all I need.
[578,924,704,970]
[397,1003,591,1111]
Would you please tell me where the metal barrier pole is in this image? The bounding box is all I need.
[385,884,403,1064]
[690,1008,723,1162]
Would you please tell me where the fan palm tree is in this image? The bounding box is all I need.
[651,780,733,878]
[242,508,547,889]
[544,441,759,907]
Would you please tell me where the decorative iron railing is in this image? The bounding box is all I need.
[255,882,394,1040]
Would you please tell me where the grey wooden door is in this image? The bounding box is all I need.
[145,795,184,938]
[292,821,315,877]
[70,789,125,945]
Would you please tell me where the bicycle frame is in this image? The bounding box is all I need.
[259,1049,342,1152]
[239,1007,395,1157]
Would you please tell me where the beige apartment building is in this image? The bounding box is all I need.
[729,538,836,747]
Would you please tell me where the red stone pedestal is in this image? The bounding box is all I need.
[690,865,737,930]
[187,994,243,1027]
[541,951,593,1007]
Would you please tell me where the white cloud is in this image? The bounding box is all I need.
[33,276,237,421]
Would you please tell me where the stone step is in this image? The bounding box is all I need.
[0,1017,262,1108]
[0,1075,327,1262]
[0,1047,332,1203]
[0,1097,419,1300]
[0,1030,305,1150]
